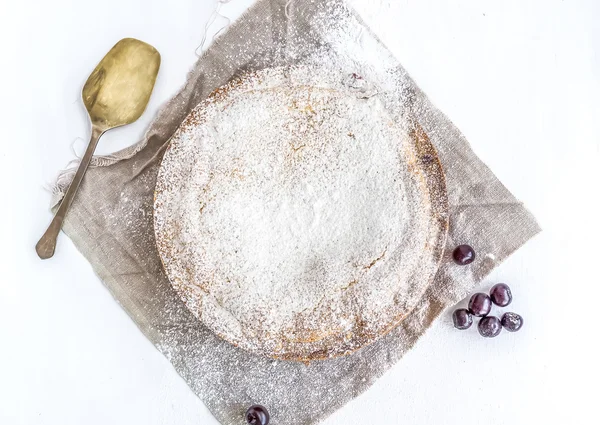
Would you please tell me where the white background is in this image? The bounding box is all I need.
[1,0,599,424]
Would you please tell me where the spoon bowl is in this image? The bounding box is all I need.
[83,38,160,130]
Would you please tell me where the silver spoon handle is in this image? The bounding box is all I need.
[36,125,104,259]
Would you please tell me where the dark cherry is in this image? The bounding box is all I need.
[490,283,512,307]
[452,245,476,265]
[452,309,473,330]
[501,312,523,332]
[246,405,270,425]
[468,293,492,317]
[478,316,502,338]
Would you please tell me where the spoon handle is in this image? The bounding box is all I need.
[36,125,104,259]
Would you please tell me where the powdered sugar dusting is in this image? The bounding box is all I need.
[155,65,448,360]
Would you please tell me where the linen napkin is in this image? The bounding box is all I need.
[51,0,540,423]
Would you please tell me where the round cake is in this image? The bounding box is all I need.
[154,68,448,361]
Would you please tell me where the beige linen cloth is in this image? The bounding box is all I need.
[51,0,540,424]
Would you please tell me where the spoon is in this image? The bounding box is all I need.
[36,38,160,259]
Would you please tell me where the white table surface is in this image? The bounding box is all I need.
[1,0,599,424]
